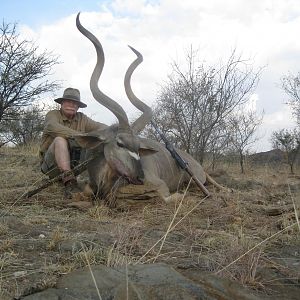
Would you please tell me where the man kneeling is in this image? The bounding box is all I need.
[39,87,106,200]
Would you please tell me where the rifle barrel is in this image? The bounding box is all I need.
[151,121,211,197]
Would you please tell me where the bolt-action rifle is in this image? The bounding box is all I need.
[151,121,210,197]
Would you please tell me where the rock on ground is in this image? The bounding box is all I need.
[23,263,260,300]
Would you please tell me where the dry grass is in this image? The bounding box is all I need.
[0,145,299,299]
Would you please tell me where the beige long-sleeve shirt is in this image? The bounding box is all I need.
[39,109,107,159]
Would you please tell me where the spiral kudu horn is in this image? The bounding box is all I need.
[124,46,153,133]
[76,13,130,130]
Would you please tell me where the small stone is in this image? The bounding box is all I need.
[13,270,27,278]
[39,234,46,238]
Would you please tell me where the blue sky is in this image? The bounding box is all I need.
[1,0,300,151]
[0,0,159,27]
[0,0,105,27]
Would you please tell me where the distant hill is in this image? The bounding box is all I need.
[249,149,285,164]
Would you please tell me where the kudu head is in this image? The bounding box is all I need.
[74,13,155,185]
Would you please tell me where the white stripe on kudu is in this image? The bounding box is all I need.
[128,150,140,160]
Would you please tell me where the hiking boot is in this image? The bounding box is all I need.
[64,179,82,200]
[62,171,82,200]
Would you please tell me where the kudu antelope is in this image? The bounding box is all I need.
[74,13,223,202]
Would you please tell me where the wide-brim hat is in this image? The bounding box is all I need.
[54,87,87,108]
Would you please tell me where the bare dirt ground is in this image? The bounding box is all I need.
[0,146,299,299]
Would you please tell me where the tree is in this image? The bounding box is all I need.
[151,47,262,163]
[0,105,45,146]
[281,72,300,124]
[0,20,60,124]
[227,107,263,173]
[271,128,300,174]
[206,122,234,170]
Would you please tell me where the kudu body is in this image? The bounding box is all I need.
[75,14,211,202]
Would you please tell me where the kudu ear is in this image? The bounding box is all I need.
[73,130,109,149]
[138,141,158,156]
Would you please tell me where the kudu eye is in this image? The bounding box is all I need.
[117,141,125,148]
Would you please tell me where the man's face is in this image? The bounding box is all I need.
[61,99,79,118]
